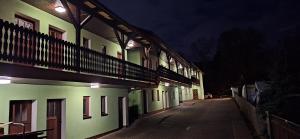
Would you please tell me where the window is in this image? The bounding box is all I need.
[157,90,160,101]
[149,59,152,69]
[152,90,155,101]
[101,96,108,116]
[83,37,91,49]
[9,100,32,134]
[15,15,35,30]
[83,96,91,119]
[102,46,106,54]
[117,52,122,59]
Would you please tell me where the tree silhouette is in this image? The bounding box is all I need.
[207,28,267,94]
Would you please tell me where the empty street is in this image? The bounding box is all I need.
[102,98,253,139]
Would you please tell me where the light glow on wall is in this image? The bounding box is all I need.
[90,83,100,88]
[165,82,170,87]
[181,86,185,89]
[0,77,11,84]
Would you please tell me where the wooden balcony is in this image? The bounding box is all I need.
[157,66,192,86]
[0,19,157,86]
[191,76,200,85]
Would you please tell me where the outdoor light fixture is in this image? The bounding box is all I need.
[127,40,135,47]
[55,6,66,13]
[179,65,183,69]
[90,83,100,88]
[0,77,11,84]
[181,86,185,89]
[165,82,170,87]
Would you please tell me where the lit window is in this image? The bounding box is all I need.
[83,96,91,119]
[101,96,108,116]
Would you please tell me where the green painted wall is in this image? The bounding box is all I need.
[128,90,143,115]
[0,0,126,60]
[127,48,141,65]
[145,84,179,113]
[0,83,127,139]
[81,30,126,59]
[159,51,169,68]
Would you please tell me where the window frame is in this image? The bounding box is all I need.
[157,90,160,101]
[151,90,155,101]
[101,96,108,116]
[83,96,91,119]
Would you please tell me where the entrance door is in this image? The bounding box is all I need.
[165,91,169,108]
[193,89,199,100]
[142,90,147,114]
[118,97,124,128]
[9,100,32,134]
[49,28,63,69]
[179,90,183,103]
[47,100,62,139]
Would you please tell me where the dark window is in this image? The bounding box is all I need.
[101,96,108,116]
[157,90,160,101]
[152,90,155,101]
[83,37,90,49]
[102,46,106,54]
[149,59,152,69]
[83,96,91,119]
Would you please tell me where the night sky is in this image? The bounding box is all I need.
[100,0,300,61]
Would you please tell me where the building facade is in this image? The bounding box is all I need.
[0,0,204,138]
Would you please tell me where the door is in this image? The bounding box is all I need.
[49,28,63,69]
[142,90,147,114]
[179,90,183,103]
[47,100,62,139]
[14,15,35,65]
[165,91,169,108]
[118,97,123,128]
[9,100,32,134]
[161,91,165,109]
[193,89,199,100]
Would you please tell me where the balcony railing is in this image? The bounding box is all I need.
[0,19,157,83]
[191,76,200,85]
[158,66,192,85]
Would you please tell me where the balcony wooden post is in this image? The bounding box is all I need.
[175,61,179,73]
[167,55,171,70]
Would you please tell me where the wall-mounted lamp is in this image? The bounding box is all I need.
[55,6,66,13]
[0,77,11,84]
[90,83,100,88]
[127,40,135,47]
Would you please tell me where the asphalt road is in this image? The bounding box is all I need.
[101,98,253,139]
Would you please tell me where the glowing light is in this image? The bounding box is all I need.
[90,83,100,88]
[55,6,66,13]
[127,40,135,47]
[165,82,170,87]
[0,77,11,84]
[179,64,183,69]
[181,86,185,89]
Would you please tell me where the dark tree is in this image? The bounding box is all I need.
[258,33,300,123]
[207,28,268,94]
